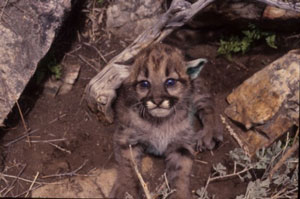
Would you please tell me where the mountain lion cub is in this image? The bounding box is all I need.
[110,43,222,199]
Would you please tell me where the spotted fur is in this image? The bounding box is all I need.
[110,43,222,199]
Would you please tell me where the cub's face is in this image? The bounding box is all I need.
[124,44,191,118]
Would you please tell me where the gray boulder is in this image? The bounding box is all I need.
[0,0,71,126]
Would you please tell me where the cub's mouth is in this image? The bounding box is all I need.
[146,100,173,118]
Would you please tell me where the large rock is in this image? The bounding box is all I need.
[106,0,165,41]
[0,0,71,126]
[32,158,154,197]
[225,49,300,155]
[32,168,117,198]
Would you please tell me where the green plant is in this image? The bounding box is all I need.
[196,135,298,199]
[97,0,104,5]
[218,24,277,59]
[35,53,62,83]
[48,64,62,80]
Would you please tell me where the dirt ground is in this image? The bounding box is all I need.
[0,1,299,198]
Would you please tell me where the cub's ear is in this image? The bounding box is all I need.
[186,58,207,80]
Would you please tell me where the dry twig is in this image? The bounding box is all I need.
[0,0,9,20]
[78,54,100,72]
[47,142,71,154]
[2,164,26,197]
[0,173,62,185]
[25,171,39,197]
[14,184,43,198]
[83,42,107,63]
[195,159,208,165]
[220,115,251,157]
[269,141,299,179]
[4,129,39,147]
[230,58,248,71]
[129,145,152,199]
[42,160,88,179]
[16,101,31,146]
[48,113,67,124]
[27,138,66,143]
[292,128,299,146]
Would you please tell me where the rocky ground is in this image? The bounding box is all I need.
[0,1,299,198]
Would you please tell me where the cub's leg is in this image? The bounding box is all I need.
[193,93,223,151]
[109,144,143,198]
[165,149,193,199]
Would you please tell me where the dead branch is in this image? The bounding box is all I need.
[269,141,299,179]
[83,42,107,63]
[0,0,8,20]
[220,115,251,157]
[78,54,100,72]
[4,129,39,147]
[292,128,299,146]
[85,0,214,123]
[16,101,31,147]
[2,164,26,197]
[47,142,71,154]
[41,160,88,179]
[14,184,43,198]
[26,138,66,143]
[0,173,63,185]
[25,171,39,197]
[129,145,152,199]
[48,113,67,124]
[209,166,253,182]
[255,0,300,12]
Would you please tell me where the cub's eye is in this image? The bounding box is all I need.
[165,78,176,87]
[139,80,150,88]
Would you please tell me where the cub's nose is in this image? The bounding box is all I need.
[152,97,163,105]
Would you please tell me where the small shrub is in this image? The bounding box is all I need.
[218,24,277,59]
[35,53,62,83]
[196,135,298,199]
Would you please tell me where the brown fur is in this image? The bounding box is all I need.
[110,43,222,199]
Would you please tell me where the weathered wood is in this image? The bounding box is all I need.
[85,0,214,123]
[85,0,300,124]
[256,0,300,12]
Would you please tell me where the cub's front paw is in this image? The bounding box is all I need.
[196,127,223,152]
[109,183,138,199]
[168,190,192,199]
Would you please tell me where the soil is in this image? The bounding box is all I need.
[0,1,299,198]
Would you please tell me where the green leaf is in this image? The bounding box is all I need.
[265,35,277,49]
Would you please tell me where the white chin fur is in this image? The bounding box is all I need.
[149,108,171,117]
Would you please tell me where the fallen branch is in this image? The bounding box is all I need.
[220,115,251,157]
[48,113,67,124]
[78,54,100,72]
[2,164,26,197]
[27,138,66,143]
[0,0,9,20]
[4,129,39,147]
[209,166,253,182]
[47,142,71,154]
[255,0,300,12]
[83,42,107,63]
[25,171,39,197]
[41,160,88,179]
[129,145,152,199]
[269,141,299,179]
[16,101,31,147]
[0,173,63,185]
[14,184,43,198]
